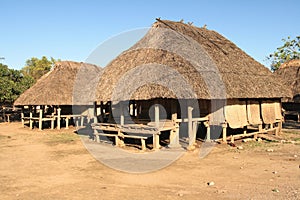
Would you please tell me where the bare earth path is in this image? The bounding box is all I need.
[0,122,299,199]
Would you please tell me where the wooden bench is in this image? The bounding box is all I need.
[93,130,148,151]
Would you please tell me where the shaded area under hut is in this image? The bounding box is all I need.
[91,19,289,151]
[14,61,103,130]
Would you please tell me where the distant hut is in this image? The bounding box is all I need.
[92,19,288,150]
[275,59,300,120]
[14,61,102,130]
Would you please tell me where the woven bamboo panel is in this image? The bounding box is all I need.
[274,101,282,120]
[247,100,261,125]
[261,100,276,124]
[225,99,248,128]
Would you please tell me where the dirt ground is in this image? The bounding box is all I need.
[0,122,299,200]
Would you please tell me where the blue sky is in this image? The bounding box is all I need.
[0,0,299,70]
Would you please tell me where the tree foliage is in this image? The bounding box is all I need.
[0,56,59,104]
[21,56,59,82]
[267,36,300,71]
[0,63,34,104]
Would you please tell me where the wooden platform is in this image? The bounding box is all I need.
[92,121,177,150]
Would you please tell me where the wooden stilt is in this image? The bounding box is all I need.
[38,107,43,130]
[155,104,159,128]
[93,101,98,123]
[188,106,195,147]
[65,117,69,129]
[141,139,146,151]
[153,133,160,149]
[153,104,160,149]
[57,107,61,130]
[222,122,227,143]
[277,120,282,135]
[258,122,263,132]
[29,106,33,129]
[243,126,247,135]
[120,102,124,126]
[168,111,181,148]
[80,115,84,126]
[21,107,25,127]
[204,121,211,142]
[207,125,211,141]
[51,112,55,129]
[94,129,100,143]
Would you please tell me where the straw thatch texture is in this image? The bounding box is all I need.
[96,19,287,102]
[247,100,261,125]
[225,99,248,128]
[275,59,300,102]
[14,61,102,106]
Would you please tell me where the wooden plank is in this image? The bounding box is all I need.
[176,117,208,123]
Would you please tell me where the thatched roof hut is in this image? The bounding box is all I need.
[14,61,102,106]
[96,19,287,102]
[92,19,289,147]
[275,59,300,102]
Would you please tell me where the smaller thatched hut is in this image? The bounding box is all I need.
[14,61,102,130]
[275,59,300,120]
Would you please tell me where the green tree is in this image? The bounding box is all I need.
[21,56,59,82]
[0,63,34,104]
[267,36,300,71]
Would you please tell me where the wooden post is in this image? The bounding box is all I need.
[153,133,160,149]
[117,129,125,147]
[141,139,146,151]
[38,107,43,130]
[57,107,61,130]
[51,112,55,129]
[93,101,98,124]
[153,104,160,149]
[243,126,247,135]
[222,122,227,143]
[155,104,159,128]
[168,112,181,148]
[188,106,196,148]
[94,129,100,143]
[21,107,25,127]
[81,115,84,126]
[120,102,124,126]
[65,117,69,129]
[29,106,33,129]
[277,120,282,135]
[205,121,211,142]
[258,122,263,132]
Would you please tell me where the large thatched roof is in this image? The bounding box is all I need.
[275,59,300,102]
[95,19,288,102]
[14,61,102,106]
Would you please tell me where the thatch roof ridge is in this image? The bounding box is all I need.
[14,61,102,106]
[95,19,289,101]
[275,59,300,101]
[279,59,300,69]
